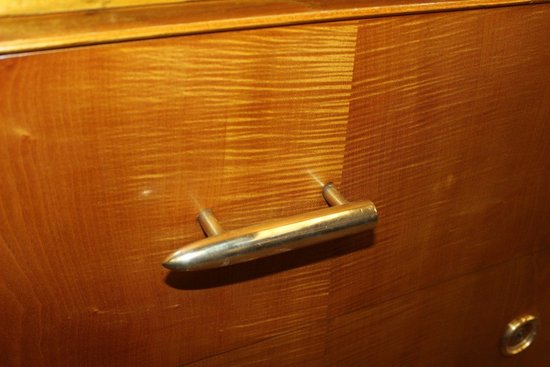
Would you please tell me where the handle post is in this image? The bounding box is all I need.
[323,182,349,206]
[197,209,224,237]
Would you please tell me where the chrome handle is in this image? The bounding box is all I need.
[163,183,377,271]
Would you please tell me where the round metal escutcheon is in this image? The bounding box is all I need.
[500,314,538,356]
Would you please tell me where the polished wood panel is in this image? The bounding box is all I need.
[0,22,357,366]
[530,248,550,364]
[331,4,550,317]
[173,249,550,366]
[326,251,550,366]
[2,0,549,55]
[0,0,191,16]
[0,4,549,367]
[185,322,326,367]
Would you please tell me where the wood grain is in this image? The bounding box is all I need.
[0,0,192,16]
[1,0,549,55]
[529,247,550,364]
[0,4,549,367]
[184,322,326,367]
[326,251,550,366]
[170,248,550,366]
[0,0,194,16]
[0,22,357,366]
[330,4,550,317]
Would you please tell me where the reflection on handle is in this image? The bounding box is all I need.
[163,183,377,271]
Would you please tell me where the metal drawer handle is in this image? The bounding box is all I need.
[163,183,377,271]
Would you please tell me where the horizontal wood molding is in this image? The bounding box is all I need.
[0,0,548,55]
[0,0,192,17]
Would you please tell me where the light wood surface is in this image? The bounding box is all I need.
[0,4,549,367]
[0,0,190,16]
[325,251,550,366]
[185,322,327,367]
[0,21,358,367]
[1,0,549,55]
[331,3,550,317]
[187,250,550,366]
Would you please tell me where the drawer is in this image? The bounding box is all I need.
[1,4,549,367]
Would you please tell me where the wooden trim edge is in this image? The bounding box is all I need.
[0,0,548,55]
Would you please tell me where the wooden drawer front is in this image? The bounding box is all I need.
[1,4,549,367]
[332,3,550,317]
[0,22,358,367]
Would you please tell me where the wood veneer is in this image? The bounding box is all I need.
[1,0,549,55]
[332,3,550,317]
[325,251,550,366]
[186,250,550,366]
[0,3,548,367]
[0,0,191,16]
[0,21,357,366]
